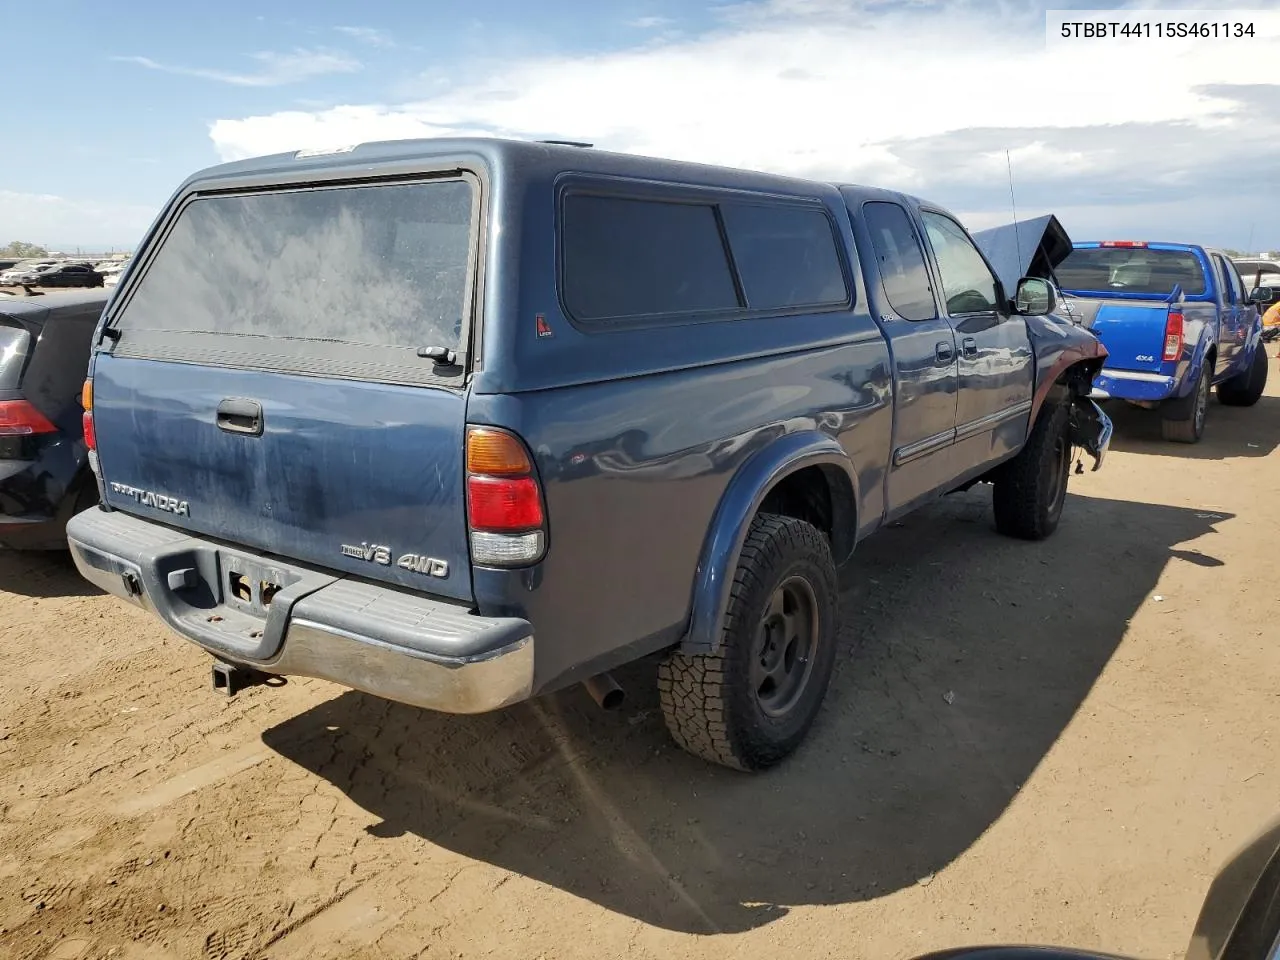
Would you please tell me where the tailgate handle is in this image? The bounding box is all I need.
[216,398,264,437]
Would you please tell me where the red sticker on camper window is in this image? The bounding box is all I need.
[536,314,553,338]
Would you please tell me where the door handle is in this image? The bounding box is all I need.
[935,340,955,364]
[962,337,978,358]
[215,398,264,436]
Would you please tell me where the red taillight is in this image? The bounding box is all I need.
[465,426,546,566]
[467,475,543,530]
[1163,311,1184,362]
[79,377,97,452]
[0,400,56,436]
[1100,240,1148,248]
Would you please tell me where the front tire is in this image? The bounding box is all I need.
[993,399,1072,541]
[658,513,838,771]
[1161,363,1211,443]
[1217,343,1269,407]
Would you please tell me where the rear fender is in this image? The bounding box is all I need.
[1179,332,1215,398]
[681,431,858,655]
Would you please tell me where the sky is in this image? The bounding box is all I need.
[3,0,1278,253]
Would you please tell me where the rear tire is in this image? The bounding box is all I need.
[1161,363,1211,443]
[658,513,838,771]
[993,399,1071,541]
[1217,343,1269,407]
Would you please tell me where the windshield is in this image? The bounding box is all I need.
[115,177,476,352]
[1056,247,1207,297]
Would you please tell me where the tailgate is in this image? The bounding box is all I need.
[91,172,480,601]
[1069,298,1172,374]
[92,358,473,600]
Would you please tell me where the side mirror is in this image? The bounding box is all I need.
[1014,276,1057,316]
[1248,285,1278,306]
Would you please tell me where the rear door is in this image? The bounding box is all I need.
[93,173,481,601]
[853,198,958,516]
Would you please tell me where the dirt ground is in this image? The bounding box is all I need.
[2,355,1278,960]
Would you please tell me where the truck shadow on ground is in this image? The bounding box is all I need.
[0,548,101,598]
[261,490,1232,935]
[1104,393,1280,460]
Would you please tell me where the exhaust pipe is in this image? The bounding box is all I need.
[583,672,625,711]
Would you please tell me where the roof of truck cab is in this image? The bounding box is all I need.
[175,137,852,198]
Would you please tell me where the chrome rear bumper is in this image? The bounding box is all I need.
[66,507,534,714]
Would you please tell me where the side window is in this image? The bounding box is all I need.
[719,203,848,309]
[920,211,1001,315]
[561,194,740,323]
[861,201,937,322]
[1214,255,1243,304]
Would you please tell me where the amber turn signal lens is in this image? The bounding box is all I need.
[81,379,93,411]
[466,427,532,475]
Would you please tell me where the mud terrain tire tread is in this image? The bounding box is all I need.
[658,513,838,771]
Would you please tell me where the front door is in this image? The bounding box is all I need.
[919,210,1035,474]
[853,198,958,518]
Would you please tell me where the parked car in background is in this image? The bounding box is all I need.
[31,262,104,288]
[0,260,21,272]
[0,290,107,550]
[1233,257,1280,292]
[67,138,1111,771]
[0,260,57,285]
[1055,241,1267,443]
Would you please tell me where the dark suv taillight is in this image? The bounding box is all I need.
[0,400,56,437]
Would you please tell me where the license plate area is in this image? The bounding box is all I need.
[219,552,305,617]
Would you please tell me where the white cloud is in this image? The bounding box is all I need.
[334,26,396,47]
[113,48,360,87]
[626,16,674,28]
[0,191,158,251]
[202,1,1280,245]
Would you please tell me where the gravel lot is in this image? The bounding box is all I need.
[1,351,1278,960]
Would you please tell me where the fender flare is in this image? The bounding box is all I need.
[1179,332,1216,398]
[680,430,858,655]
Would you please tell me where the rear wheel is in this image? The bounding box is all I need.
[1217,343,1269,407]
[1161,363,1211,443]
[993,399,1071,541]
[658,513,838,771]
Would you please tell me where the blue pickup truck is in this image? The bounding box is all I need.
[66,138,1112,771]
[1054,241,1269,443]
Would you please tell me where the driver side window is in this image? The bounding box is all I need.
[920,211,1000,315]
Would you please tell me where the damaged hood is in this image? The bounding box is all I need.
[972,214,1074,294]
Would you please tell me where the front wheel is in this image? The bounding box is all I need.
[993,399,1072,541]
[1217,343,1269,407]
[658,513,839,771]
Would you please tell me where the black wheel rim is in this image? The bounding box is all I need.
[750,576,819,718]
[1047,433,1070,521]
[1194,370,1209,434]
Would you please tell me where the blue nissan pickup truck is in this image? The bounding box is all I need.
[1054,241,1269,443]
[67,138,1112,771]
